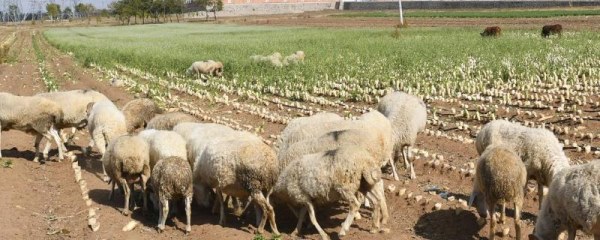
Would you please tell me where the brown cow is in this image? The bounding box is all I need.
[541,24,562,38]
[481,26,502,37]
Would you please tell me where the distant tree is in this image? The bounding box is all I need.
[194,0,223,20]
[8,4,19,22]
[46,3,61,21]
[63,7,73,20]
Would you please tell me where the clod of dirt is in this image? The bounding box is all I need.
[122,220,139,232]
[397,188,406,196]
[433,203,442,210]
[502,227,510,237]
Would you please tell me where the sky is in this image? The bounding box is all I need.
[0,0,112,13]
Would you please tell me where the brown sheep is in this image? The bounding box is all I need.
[146,112,198,131]
[150,156,193,234]
[481,26,502,37]
[470,146,527,240]
[122,98,162,133]
[541,24,562,38]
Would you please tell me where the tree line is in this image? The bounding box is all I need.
[110,0,224,25]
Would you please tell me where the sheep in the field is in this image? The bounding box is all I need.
[476,120,570,209]
[251,52,283,67]
[103,135,150,216]
[470,146,527,240]
[196,131,280,235]
[529,160,600,240]
[150,156,193,234]
[137,129,187,170]
[541,24,562,38]
[377,91,427,180]
[37,89,109,144]
[283,51,305,65]
[146,112,198,131]
[86,100,127,181]
[186,60,224,77]
[277,112,343,152]
[273,146,382,240]
[481,26,502,37]
[122,98,162,133]
[278,127,391,232]
[0,92,64,162]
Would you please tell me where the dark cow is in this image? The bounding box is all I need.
[481,26,502,37]
[541,24,562,38]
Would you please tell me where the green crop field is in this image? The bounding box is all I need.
[334,8,600,18]
[44,23,600,103]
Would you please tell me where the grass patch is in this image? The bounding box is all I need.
[43,23,600,100]
[334,8,600,18]
[1,158,13,168]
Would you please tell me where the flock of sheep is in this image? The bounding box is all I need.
[1,88,599,240]
[480,24,563,38]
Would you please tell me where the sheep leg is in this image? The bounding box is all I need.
[499,203,506,224]
[402,146,410,169]
[48,127,64,161]
[94,134,110,182]
[366,191,382,233]
[141,168,150,212]
[488,199,497,240]
[374,180,389,225]
[291,207,307,236]
[306,202,330,240]
[537,183,544,210]
[185,195,192,234]
[0,123,2,158]
[388,151,400,181]
[514,202,522,240]
[120,179,131,216]
[252,191,279,235]
[404,146,416,179]
[339,191,361,236]
[567,227,576,240]
[33,134,43,162]
[108,180,116,201]
[216,189,226,226]
[157,196,168,233]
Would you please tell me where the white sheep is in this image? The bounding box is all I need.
[251,52,284,67]
[121,98,162,133]
[529,160,600,240]
[273,146,382,240]
[277,112,343,152]
[197,131,280,235]
[377,91,427,180]
[187,60,223,77]
[0,92,64,162]
[103,135,151,216]
[146,112,198,131]
[476,119,570,209]
[470,146,527,240]
[37,89,109,145]
[86,100,127,181]
[283,50,305,65]
[137,129,187,170]
[150,156,193,234]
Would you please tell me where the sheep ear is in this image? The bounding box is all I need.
[86,102,95,115]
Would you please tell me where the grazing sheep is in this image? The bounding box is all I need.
[150,156,193,234]
[529,160,600,240]
[187,60,224,77]
[0,92,64,162]
[481,26,502,37]
[377,91,427,180]
[86,100,127,181]
[470,146,527,240]
[137,129,187,170]
[122,98,162,133]
[37,89,109,142]
[476,120,570,209]
[146,112,198,131]
[251,52,284,67]
[197,132,280,235]
[273,147,382,240]
[542,24,563,38]
[277,112,343,152]
[103,135,151,216]
[283,50,305,65]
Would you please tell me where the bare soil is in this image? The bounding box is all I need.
[0,13,597,240]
